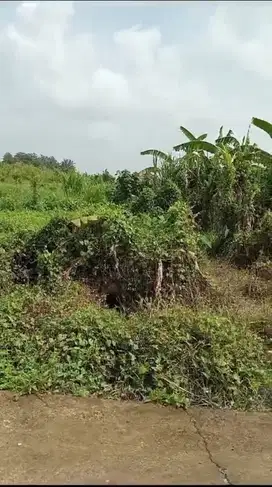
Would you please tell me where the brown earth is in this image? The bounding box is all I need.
[0,392,271,485]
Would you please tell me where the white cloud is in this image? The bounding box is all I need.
[0,1,271,173]
[209,2,272,80]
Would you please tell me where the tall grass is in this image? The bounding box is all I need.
[0,162,114,212]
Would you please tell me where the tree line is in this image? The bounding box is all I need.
[1,152,75,172]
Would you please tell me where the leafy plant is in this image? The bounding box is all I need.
[11,203,205,310]
[0,299,270,409]
[252,117,272,138]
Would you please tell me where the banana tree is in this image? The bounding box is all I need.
[215,127,241,149]
[174,124,269,162]
[140,149,174,185]
[175,126,246,155]
[216,123,272,165]
[140,149,171,167]
[173,139,218,154]
[172,127,256,233]
[173,126,208,154]
[179,126,208,142]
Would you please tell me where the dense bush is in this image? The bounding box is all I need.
[0,248,13,296]
[0,297,270,409]
[228,210,272,266]
[122,119,272,264]
[12,202,206,309]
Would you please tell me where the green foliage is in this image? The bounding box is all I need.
[252,117,272,138]
[2,116,270,269]
[0,211,51,247]
[0,117,271,411]
[139,118,272,265]
[63,171,84,196]
[60,158,75,172]
[0,248,13,296]
[229,210,272,266]
[155,179,181,211]
[1,151,75,171]
[131,186,157,214]
[0,162,115,212]
[12,202,204,310]
[174,140,218,154]
[0,293,270,408]
[12,202,205,310]
[112,170,142,204]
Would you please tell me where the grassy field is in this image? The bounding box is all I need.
[0,118,271,409]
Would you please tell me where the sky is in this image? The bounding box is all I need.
[0,1,271,174]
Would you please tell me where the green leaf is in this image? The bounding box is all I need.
[140,149,169,161]
[173,140,218,154]
[199,234,212,249]
[197,133,208,141]
[138,363,149,375]
[252,117,272,138]
[179,126,197,141]
[215,136,240,148]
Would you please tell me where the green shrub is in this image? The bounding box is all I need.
[62,171,84,196]
[11,202,205,309]
[0,196,17,211]
[0,302,270,408]
[84,182,112,205]
[0,248,13,296]
[229,210,272,266]
[131,186,157,214]
[155,179,181,211]
[112,170,142,204]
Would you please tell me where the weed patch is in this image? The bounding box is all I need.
[12,202,207,310]
[0,300,270,408]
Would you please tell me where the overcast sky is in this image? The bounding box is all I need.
[0,1,271,173]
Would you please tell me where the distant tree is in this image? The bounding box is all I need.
[13,152,39,165]
[2,152,14,164]
[39,155,59,169]
[60,158,75,172]
[1,151,68,169]
[29,153,41,167]
[101,169,115,183]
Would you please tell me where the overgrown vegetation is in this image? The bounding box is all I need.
[12,202,207,310]
[0,158,114,212]
[0,116,271,409]
[0,294,269,409]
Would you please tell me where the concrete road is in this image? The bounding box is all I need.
[0,392,271,485]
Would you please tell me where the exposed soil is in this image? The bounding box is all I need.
[0,392,271,485]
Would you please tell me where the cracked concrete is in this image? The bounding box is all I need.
[0,392,271,485]
[185,409,232,485]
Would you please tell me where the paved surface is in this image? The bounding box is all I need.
[0,391,271,485]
